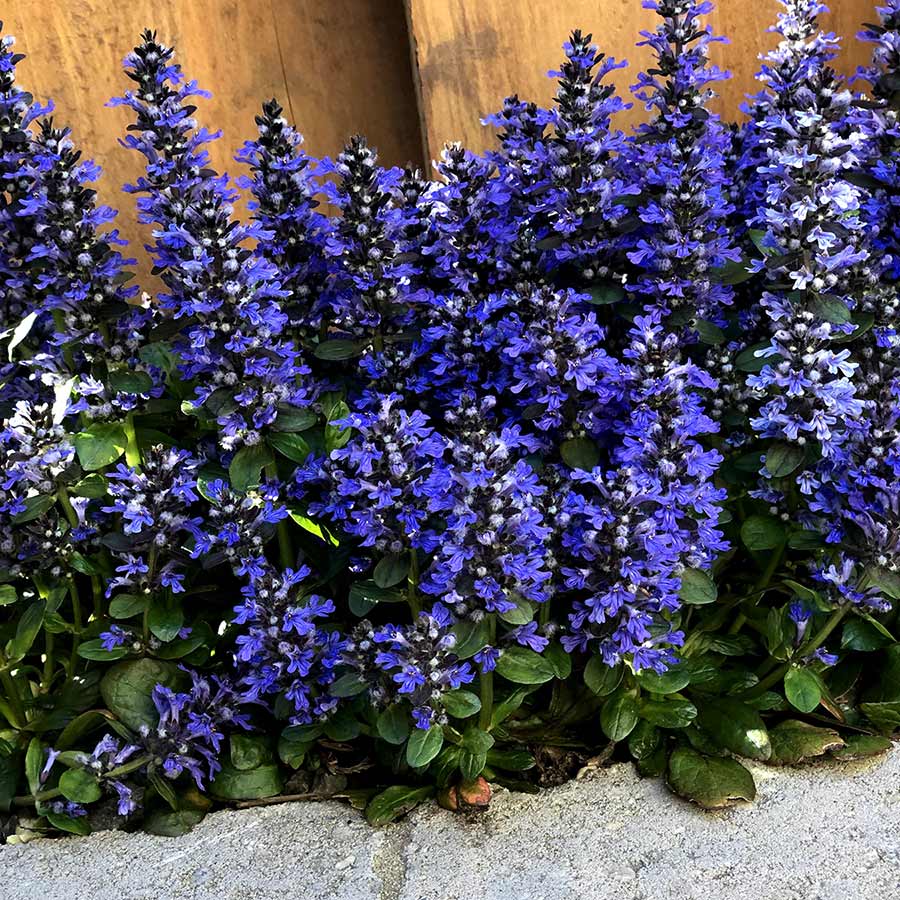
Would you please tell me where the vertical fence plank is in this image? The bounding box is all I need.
[3,0,422,260]
[406,0,877,161]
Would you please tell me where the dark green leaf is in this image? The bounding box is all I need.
[741,514,786,550]
[59,768,102,804]
[584,657,623,695]
[841,618,892,652]
[148,602,184,643]
[230,734,273,771]
[373,553,409,589]
[710,257,753,285]
[10,494,56,524]
[46,812,91,836]
[486,749,535,771]
[627,720,661,761]
[601,691,639,741]
[365,785,433,826]
[109,593,148,619]
[406,726,444,768]
[0,584,16,606]
[376,705,411,745]
[268,432,310,463]
[452,620,491,660]
[767,720,843,766]
[636,664,690,694]
[74,423,127,471]
[25,737,43,797]
[860,700,900,733]
[70,473,108,498]
[142,808,206,837]
[329,673,368,698]
[272,406,317,433]
[496,647,556,685]
[679,569,717,606]
[560,437,600,471]
[77,639,129,661]
[784,666,822,713]
[314,339,363,360]
[10,599,45,659]
[830,734,893,760]
[100,658,182,732]
[764,442,806,478]
[324,400,351,453]
[809,293,851,325]
[639,698,697,729]
[667,748,756,808]
[544,641,572,679]
[209,763,284,800]
[442,690,482,719]
[229,444,274,493]
[697,698,771,760]
[585,282,625,305]
[734,342,771,373]
[497,596,534,626]
[108,368,153,394]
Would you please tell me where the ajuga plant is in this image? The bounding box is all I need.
[1,2,899,843]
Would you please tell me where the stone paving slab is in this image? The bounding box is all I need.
[2,750,898,900]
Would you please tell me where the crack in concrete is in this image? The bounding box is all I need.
[373,820,413,900]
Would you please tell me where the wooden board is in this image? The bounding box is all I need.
[3,0,421,267]
[406,0,878,160]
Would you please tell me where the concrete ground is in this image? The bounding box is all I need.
[2,750,898,900]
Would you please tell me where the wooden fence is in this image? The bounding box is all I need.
[3,0,877,252]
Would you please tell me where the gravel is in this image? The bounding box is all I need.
[3,750,898,900]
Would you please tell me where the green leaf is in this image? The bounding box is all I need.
[59,768,102,804]
[584,658,623,696]
[70,473,108,498]
[329,673,368,698]
[560,437,600,471]
[348,579,404,616]
[667,748,756,809]
[830,734,893,761]
[497,595,534,626]
[142,808,207,837]
[376,705,411,745]
[278,724,319,768]
[697,698,772,760]
[693,319,725,344]
[0,584,16,606]
[860,700,900,733]
[10,599,45,659]
[109,593,148,619]
[734,341,774,374]
[209,763,284,800]
[710,257,753,285]
[627,720,661,761]
[314,339,363,360]
[767,720,843,766]
[10,494,56,524]
[268,432,311,463]
[74,422,127,471]
[406,726,444,768]
[365,785,433,826]
[639,698,697,729]
[46,812,91,836]
[77,639,129,661]
[373,553,409,589]
[636,664,690,694]
[585,282,625,305]
[486,749,535,771]
[230,734,272,771]
[601,691,639,741]
[323,706,361,741]
[544,641,572,679]
[764,442,806,478]
[452,619,491,660]
[741,514,786,550]
[866,566,900,600]
[108,368,153,394]
[841,618,892,652]
[148,601,184,643]
[679,569,717,606]
[325,400,351,453]
[229,444,274,493]
[784,666,822,713]
[490,687,536,728]
[441,690,482,719]
[272,405,317,433]
[25,737,43,797]
[495,647,556,685]
[810,293,851,325]
[100,658,182,732]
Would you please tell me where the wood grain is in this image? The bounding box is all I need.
[406,0,878,160]
[2,0,421,267]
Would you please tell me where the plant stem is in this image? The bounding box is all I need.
[478,615,497,732]
[407,549,421,618]
[123,412,142,468]
[266,462,293,570]
[742,605,850,698]
[729,544,785,635]
[12,753,154,807]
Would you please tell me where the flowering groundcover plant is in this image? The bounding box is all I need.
[1,0,899,839]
